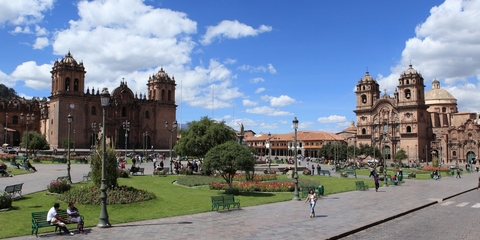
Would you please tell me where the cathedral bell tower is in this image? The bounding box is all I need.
[146,68,176,103]
[355,71,380,111]
[50,51,86,97]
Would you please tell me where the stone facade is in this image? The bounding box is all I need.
[1,52,177,151]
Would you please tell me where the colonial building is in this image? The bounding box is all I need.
[1,52,177,151]
[353,64,479,165]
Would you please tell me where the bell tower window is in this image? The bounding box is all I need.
[65,78,70,91]
[161,89,165,101]
[168,90,172,101]
[361,95,367,104]
[405,89,411,99]
[74,79,79,91]
[406,126,412,133]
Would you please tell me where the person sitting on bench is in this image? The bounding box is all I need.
[47,203,74,236]
[25,159,37,172]
[0,163,13,177]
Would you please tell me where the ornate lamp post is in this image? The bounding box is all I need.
[165,121,177,174]
[4,113,7,144]
[382,133,388,187]
[266,132,271,172]
[143,132,148,158]
[97,88,111,228]
[91,123,99,151]
[20,113,35,157]
[67,114,73,184]
[122,120,130,158]
[292,117,300,200]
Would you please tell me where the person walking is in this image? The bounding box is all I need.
[311,164,315,175]
[304,189,318,218]
[316,164,321,175]
[374,174,380,192]
[456,168,461,178]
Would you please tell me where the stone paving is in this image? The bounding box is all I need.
[1,160,479,240]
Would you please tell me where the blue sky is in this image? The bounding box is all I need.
[1,0,480,135]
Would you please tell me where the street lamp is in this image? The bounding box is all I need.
[91,123,99,151]
[20,113,35,157]
[165,121,177,174]
[382,133,388,187]
[4,113,7,144]
[266,133,271,173]
[143,132,148,158]
[97,88,111,228]
[67,114,73,184]
[122,120,130,158]
[292,117,300,201]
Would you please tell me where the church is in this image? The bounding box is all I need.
[1,52,177,151]
[352,64,479,165]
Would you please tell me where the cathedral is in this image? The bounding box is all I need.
[352,64,479,165]
[1,52,177,151]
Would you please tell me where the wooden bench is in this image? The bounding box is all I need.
[355,181,369,190]
[4,183,24,199]
[211,194,240,211]
[83,172,91,181]
[52,158,67,163]
[130,167,145,175]
[31,211,83,237]
[318,170,331,176]
[343,169,357,178]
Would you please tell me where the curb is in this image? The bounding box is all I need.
[327,187,477,240]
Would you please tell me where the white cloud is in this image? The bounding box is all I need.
[11,26,31,34]
[238,64,276,74]
[0,70,14,87]
[10,61,52,90]
[270,95,296,107]
[33,37,49,49]
[317,115,347,123]
[246,106,292,116]
[298,121,313,129]
[250,77,264,83]
[378,0,480,114]
[0,0,55,25]
[242,99,257,106]
[200,20,272,45]
[255,87,265,94]
[224,58,236,64]
[35,25,48,36]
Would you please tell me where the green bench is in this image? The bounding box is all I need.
[31,211,83,237]
[211,194,240,211]
[355,181,369,190]
[130,167,145,175]
[56,176,69,181]
[52,158,67,163]
[343,169,357,178]
[301,186,322,197]
[4,183,24,199]
[74,158,86,164]
[83,172,91,181]
[318,169,331,176]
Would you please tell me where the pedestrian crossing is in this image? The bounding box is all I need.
[440,201,480,208]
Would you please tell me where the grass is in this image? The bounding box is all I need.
[0,172,413,238]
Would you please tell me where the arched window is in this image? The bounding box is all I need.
[361,95,367,104]
[13,116,19,124]
[122,107,127,117]
[452,151,457,157]
[65,78,70,91]
[161,89,165,101]
[168,90,171,101]
[91,106,96,115]
[442,107,446,113]
[145,110,150,119]
[362,128,366,134]
[405,89,411,99]
[406,126,412,133]
[74,79,79,91]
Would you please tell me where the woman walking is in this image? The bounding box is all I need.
[304,189,318,218]
[374,174,380,192]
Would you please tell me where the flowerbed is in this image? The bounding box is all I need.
[421,166,450,172]
[209,181,294,192]
[216,173,277,181]
[58,185,156,205]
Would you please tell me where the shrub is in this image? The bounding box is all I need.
[302,169,311,175]
[58,185,156,205]
[177,175,223,187]
[0,191,12,209]
[47,179,71,194]
[118,169,130,178]
[153,169,167,176]
[178,168,193,175]
[224,188,240,195]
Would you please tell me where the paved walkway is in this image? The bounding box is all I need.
[1,162,479,239]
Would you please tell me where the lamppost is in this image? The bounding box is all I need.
[382,133,388,187]
[97,88,111,228]
[292,117,300,200]
[67,114,73,184]
[91,123,99,151]
[73,129,76,153]
[20,113,35,157]
[122,120,130,158]
[143,132,148,158]
[266,132,271,173]
[4,113,7,144]
[165,121,177,174]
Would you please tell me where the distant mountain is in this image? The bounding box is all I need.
[0,84,18,101]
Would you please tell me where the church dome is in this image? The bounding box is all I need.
[425,79,457,105]
[60,51,78,65]
[359,71,375,83]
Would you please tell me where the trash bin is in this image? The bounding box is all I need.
[318,185,324,196]
[450,170,455,176]
[430,173,434,179]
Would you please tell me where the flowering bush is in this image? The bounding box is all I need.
[118,169,130,178]
[0,191,12,209]
[58,185,156,205]
[421,166,450,172]
[153,169,167,176]
[47,179,71,194]
[209,181,294,192]
[178,168,193,175]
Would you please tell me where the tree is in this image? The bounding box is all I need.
[62,138,75,149]
[90,145,119,188]
[174,116,237,161]
[203,141,255,192]
[21,131,49,156]
[0,84,18,100]
[393,149,408,164]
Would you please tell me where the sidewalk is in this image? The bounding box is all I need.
[2,162,479,239]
